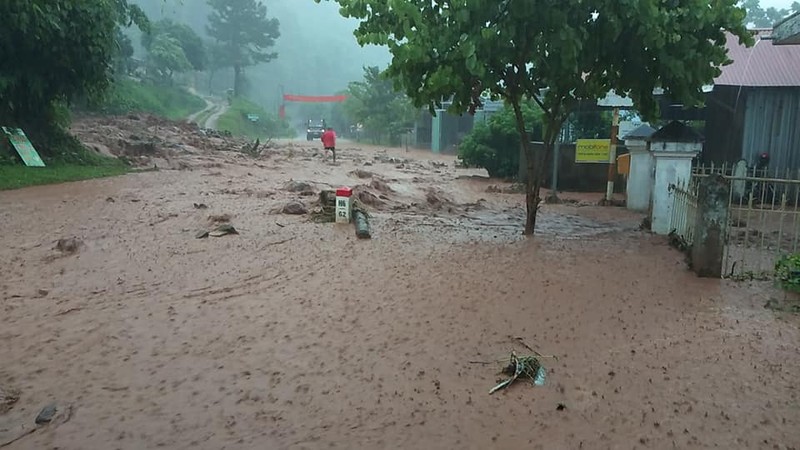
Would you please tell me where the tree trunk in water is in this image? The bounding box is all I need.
[524,145,541,235]
[511,100,561,235]
[510,100,538,235]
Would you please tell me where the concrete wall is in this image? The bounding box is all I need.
[427,110,474,154]
[544,143,627,193]
[519,142,627,193]
[703,86,746,165]
[704,86,800,174]
[651,155,695,235]
[626,145,653,211]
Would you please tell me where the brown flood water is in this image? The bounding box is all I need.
[1,136,799,449]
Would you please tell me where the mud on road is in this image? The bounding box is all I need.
[1,116,799,449]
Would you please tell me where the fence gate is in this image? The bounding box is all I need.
[671,164,800,279]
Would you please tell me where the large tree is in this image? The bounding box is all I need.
[344,66,416,145]
[143,19,206,73]
[142,20,206,83]
[0,0,148,152]
[321,0,751,235]
[207,0,280,97]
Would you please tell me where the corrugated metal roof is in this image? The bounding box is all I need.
[715,31,800,87]
[647,121,704,143]
[622,124,656,140]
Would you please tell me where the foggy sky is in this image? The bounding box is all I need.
[761,0,796,8]
[131,0,391,110]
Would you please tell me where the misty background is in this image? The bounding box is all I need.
[130,0,390,124]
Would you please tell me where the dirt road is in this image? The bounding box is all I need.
[186,97,229,130]
[1,124,799,449]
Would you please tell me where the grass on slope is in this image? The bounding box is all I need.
[95,79,205,120]
[0,164,131,191]
[216,97,296,139]
[0,138,131,191]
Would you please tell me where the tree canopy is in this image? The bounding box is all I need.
[143,19,206,73]
[322,0,752,235]
[207,0,280,96]
[343,66,416,145]
[0,0,149,141]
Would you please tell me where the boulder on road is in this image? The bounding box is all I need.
[282,201,308,215]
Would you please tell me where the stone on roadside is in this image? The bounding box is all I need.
[55,238,83,255]
[282,201,308,215]
[284,181,313,194]
[35,403,58,425]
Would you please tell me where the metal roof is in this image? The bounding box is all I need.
[647,121,705,143]
[715,31,800,87]
[622,124,656,140]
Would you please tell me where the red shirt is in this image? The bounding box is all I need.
[321,129,336,148]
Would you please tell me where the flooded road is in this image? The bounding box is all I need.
[1,129,798,449]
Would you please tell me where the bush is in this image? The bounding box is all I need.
[458,102,543,179]
[775,254,800,292]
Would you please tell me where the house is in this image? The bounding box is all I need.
[773,12,800,45]
[702,30,800,172]
[412,99,504,153]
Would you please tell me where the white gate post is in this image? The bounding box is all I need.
[647,122,704,235]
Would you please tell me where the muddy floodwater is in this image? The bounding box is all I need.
[1,122,799,449]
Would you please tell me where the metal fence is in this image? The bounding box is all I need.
[668,178,699,248]
[686,163,800,278]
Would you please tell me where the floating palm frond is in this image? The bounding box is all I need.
[489,352,547,394]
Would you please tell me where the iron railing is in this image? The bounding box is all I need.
[668,178,699,247]
[692,163,800,278]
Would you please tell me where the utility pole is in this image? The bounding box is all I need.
[605,107,620,203]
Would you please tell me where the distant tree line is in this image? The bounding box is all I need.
[743,0,800,27]
[0,0,282,157]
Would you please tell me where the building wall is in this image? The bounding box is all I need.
[540,143,627,193]
[703,86,747,165]
[414,110,474,153]
[413,111,432,149]
[741,87,800,173]
[704,86,800,173]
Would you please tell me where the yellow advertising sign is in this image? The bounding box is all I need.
[575,139,611,164]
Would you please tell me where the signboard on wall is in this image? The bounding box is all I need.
[575,139,611,163]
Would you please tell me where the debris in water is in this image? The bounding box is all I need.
[35,403,57,425]
[354,209,371,239]
[196,223,238,239]
[282,201,308,215]
[207,214,232,225]
[489,352,547,394]
[193,203,208,209]
[0,386,20,414]
[208,224,238,237]
[55,238,83,254]
[311,190,336,223]
[350,169,373,179]
[284,180,314,194]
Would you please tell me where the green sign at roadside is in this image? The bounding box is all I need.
[2,127,45,167]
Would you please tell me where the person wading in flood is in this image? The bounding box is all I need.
[321,127,337,163]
